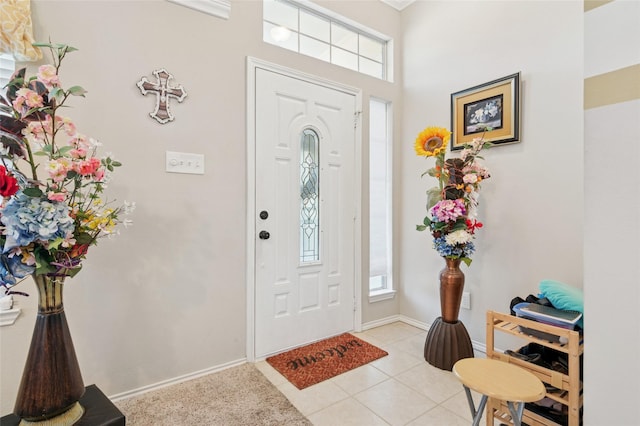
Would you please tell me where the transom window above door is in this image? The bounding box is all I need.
[263,0,392,81]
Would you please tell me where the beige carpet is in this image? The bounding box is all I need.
[115,363,311,425]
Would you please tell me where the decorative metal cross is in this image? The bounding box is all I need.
[137,69,187,124]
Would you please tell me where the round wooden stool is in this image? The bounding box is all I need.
[452,358,545,426]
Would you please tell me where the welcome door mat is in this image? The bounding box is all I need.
[266,333,388,389]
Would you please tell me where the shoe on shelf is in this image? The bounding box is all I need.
[504,349,542,364]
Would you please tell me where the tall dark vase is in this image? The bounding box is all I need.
[424,257,474,371]
[14,275,85,424]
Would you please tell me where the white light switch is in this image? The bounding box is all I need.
[462,292,471,310]
[166,151,205,175]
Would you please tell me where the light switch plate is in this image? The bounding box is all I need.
[166,151,205,175]
[462,292,471,310]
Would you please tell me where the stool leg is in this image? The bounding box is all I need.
[463,386,487,426]
[506,401,525,426]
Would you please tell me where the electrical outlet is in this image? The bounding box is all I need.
[166,151,205,175]
[461,292,471,310]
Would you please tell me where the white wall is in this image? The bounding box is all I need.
[400,1,584,346]
[0,0,403,414]
[583,1,640,423]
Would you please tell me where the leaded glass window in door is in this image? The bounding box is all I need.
[300,128,320,263]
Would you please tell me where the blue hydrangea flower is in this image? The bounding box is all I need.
[1,192,74,253]
[0,254,35,285]
[433,236,475,258]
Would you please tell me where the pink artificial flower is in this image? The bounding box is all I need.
[76,157,101,176]
[69,147,88,159]
[463,163,490,180]
[11,96,25,111]
[69,134,89,148]
[23,121,50,146]
[47,191,67,202]
[93,168,105,182]
[60,116,77,136]
[24,90,43,108]
[463,174,478,184]
[61,236,77,248]
[19,88,43,108]
[430,199,466,223]
[37,64,60,87]
[42,115,55,135]
[12,88,43,114]
[46,158,73,182]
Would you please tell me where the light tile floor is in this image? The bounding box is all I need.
[255,321,492,426]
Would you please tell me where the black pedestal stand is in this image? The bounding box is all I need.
[1,385,125,426]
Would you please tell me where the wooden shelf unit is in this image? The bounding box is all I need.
[486,310,583,426]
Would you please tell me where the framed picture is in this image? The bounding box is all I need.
[450,72,520,151]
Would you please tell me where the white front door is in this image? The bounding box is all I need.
[253,67,357,358]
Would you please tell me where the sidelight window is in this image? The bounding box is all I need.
[369,98,394,300]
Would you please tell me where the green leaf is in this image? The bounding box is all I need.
[35,263,55,275]
[111,161,122,167]
[68,86,87,97]
[34,249,55,275]
[48,238,64,250]
[32,42,54,48]
[416,225,427,232]
[49,87,64,102]
[67,265,82,277]
[461,257,472,267]
[451,221,468,232]
[56,146,74,156]
[33,151,50,156]
[426,187,441,211]
[432,221,447,231]
[75,232,94,245]
[426,167,440,178]
[423,216,432,226]
[66,170,78,179]
[23,187,43,197]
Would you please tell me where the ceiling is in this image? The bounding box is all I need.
[379,0,416,11]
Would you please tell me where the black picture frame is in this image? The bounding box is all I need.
[450,72,521,151]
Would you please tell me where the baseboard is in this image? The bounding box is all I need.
[109,358,247,402]
[361,314,402,330]
[397,314,429,331]
[110,315,491,403]
[363,314,489,354]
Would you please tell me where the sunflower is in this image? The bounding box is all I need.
[414,127,451,157]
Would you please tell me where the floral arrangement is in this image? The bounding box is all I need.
[0,42,133,294]
[415,126,490,266]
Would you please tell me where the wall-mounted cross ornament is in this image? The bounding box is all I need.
[137,69,187,124]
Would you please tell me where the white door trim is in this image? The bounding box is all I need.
[246,57,363,361]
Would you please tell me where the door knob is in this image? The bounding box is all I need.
[259,210,269,220]
[259,231,270,240]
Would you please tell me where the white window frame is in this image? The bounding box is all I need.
[369,98,395,302]
[0,53,16,92]
[263,0,393,81]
